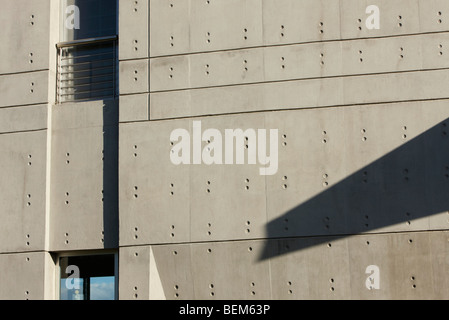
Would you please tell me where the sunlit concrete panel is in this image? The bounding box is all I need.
[0,105,47,134]
[189,241,270,300]
[119,119,190,246]
[150,0,191,57]
[119,246,151,300]
[149,77,344,119]
[268,236,351,300]
[263,0,341,46]
[119,59,149,95]
[189,114,267,242]
[189,0,263,54]
[264,101,449,239]
[340,0,420,39]
[0,71,48,108]
[119,94,149,123]
[0,131,47,253]
[0,0,50,74]
[119,0,149,60]
[0,252,47,300]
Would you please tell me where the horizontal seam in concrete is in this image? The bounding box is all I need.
[0,69,49,77]
[120,97,449,124]
[117,229,449,249]
[0,128,47,136]
[121,30,449,60]
[145,67,449,94]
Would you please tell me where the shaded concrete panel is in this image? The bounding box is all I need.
[0,104,47,134]
[0,0,50,74]
[119,0,149,61]
[119,120,190,246]
[0,252,46,300]
[0,131,47,253]
[0,71,48,108]
[50,101,118,251]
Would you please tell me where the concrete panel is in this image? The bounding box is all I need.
[269,237,351,300]
[264,101,449,239]
[119,120,190,246]
[0,71,48,108]
[119,246,151,300]
[149,77,344,119]
[119,0,149,60]
[151,243,194,300]
[189,240,270,299]
[189,114,267,242]
[0,0,50,74]
[265,108,349,238]
[0,105,47,133]
[418,0,449,33]
[119,59,149,95]
[155,69,449,119]
[340,0,420,39]
[0,131,47,253]
[50,101,118,251]
[149,0,191,57]
[149,32,449,93]
[52,99,118,130]
[119,94,149,123]
[149,55,190,92]
[263,0,341,45]
[0,252,47,300]
[264,41,343,82]
[343,69,449,105]
[346,232,448,299]
[189,0,263,53]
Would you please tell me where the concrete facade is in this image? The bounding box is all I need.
[0,0,448,300]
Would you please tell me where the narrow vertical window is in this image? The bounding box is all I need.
[57,0,118,103]
[59,254,117,300]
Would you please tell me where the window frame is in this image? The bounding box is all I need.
[56,0,119,104]
[55,250,119,301]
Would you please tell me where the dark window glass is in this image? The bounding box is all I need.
[62,0,117,41]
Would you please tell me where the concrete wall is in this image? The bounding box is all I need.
[0,0,448,300]
[118,0,449,300]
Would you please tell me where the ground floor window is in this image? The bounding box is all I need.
[58,253,117,300]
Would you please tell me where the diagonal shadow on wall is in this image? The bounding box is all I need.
[259,118,449,261]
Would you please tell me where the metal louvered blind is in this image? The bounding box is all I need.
[56,36,117,103]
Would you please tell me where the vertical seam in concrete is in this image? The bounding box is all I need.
[260,0,273,300]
